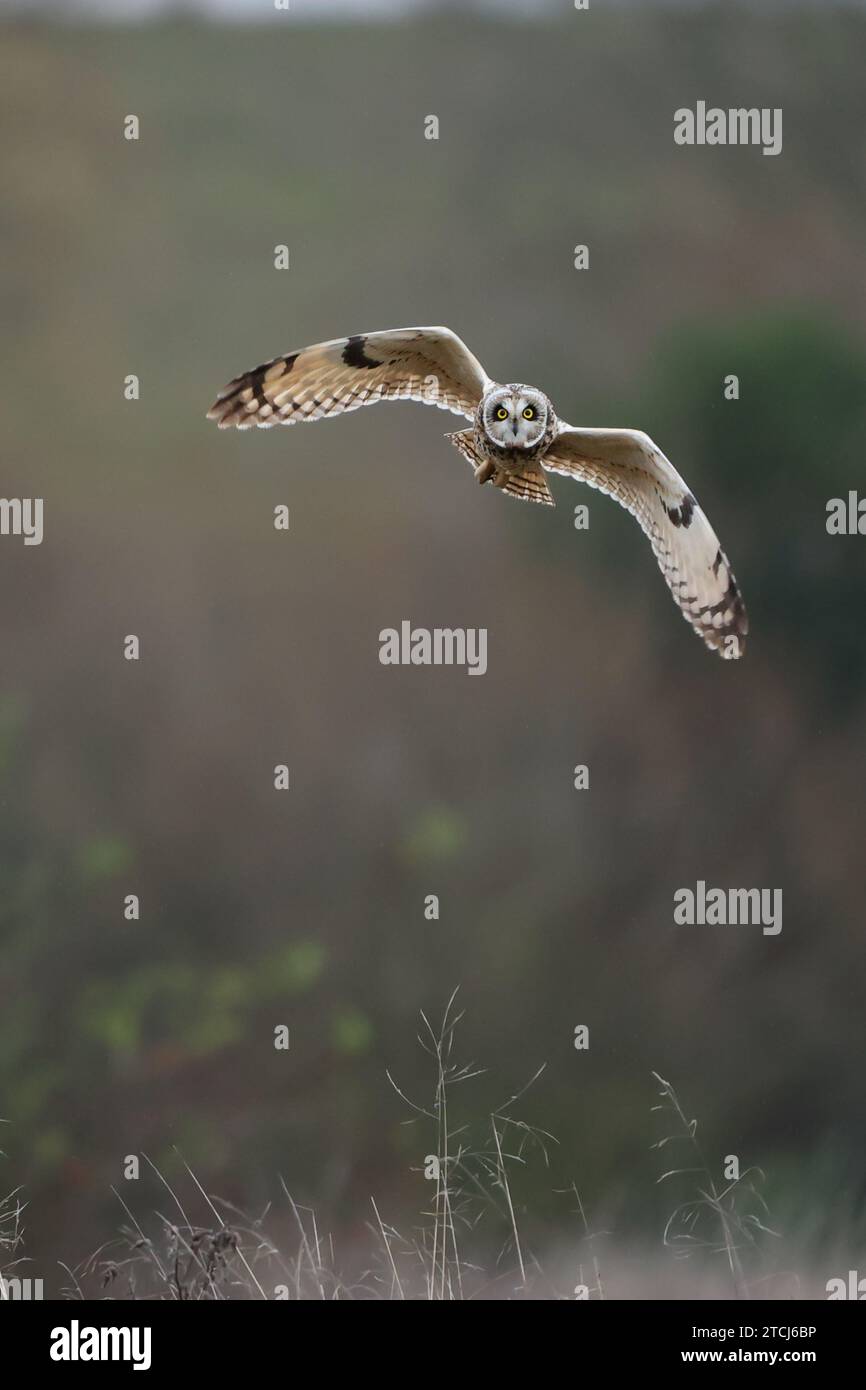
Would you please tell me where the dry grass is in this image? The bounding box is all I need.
[4,1005,794,1300]
[0,1120,26,1301]
[652,1071,783,1300]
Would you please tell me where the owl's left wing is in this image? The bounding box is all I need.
[542,426,747,658]
[207,326,490,429]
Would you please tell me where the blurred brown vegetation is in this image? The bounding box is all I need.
[1,7,865,1294]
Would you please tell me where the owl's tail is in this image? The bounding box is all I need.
[497,466,555,506]
[445,430,555,506]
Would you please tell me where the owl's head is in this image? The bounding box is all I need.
[482,385,548,450]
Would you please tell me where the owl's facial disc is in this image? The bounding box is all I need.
[484,387,547,449]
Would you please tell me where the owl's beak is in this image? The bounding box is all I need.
[511,420,518,437]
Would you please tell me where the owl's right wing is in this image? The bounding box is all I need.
[543,425,747,658]
[207,327,490,429]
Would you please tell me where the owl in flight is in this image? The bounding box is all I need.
[208,326,747,658]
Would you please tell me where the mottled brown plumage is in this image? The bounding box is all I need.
[208,325,747,658]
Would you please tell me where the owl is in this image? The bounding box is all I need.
[208,326,747,658]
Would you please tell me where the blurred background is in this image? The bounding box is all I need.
[1,0,865,1297]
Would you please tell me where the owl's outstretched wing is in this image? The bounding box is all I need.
[207,327,490,430]
[542,426,747,658]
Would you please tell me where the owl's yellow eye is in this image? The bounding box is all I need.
[523,406,535,420]
[496,407,508,420]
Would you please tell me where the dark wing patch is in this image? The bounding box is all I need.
[666,492,696,528]
[341,335,382,370]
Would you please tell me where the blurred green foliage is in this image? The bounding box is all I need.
[643,312,866,695]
